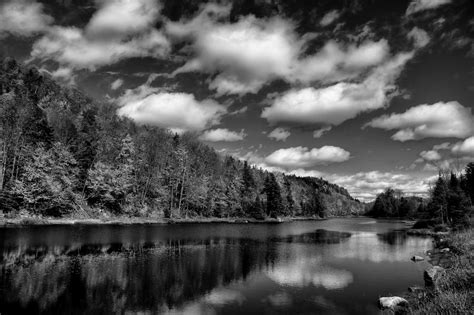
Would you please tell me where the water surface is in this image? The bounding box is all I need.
[0,218,432,314]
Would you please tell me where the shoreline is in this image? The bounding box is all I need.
[0,215,335,226]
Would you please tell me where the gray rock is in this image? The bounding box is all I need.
[440,247,450,253]
[379,296,409,310]
[424,266,445,287]
[411,255,424,262]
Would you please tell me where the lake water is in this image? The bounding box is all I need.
[0,218,433,314]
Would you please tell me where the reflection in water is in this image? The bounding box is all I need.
[0,219,432,315]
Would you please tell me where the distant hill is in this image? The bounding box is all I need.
[0,58,364,219]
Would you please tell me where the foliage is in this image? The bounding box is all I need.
[0,58,365,219]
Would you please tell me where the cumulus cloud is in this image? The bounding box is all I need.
[262,52,413,126]
[0,0,53,37]
[365,101,474,141]
[168,4,391,95]
[199,128,246,142]
[407,27,430,48]
[452,136,474,157]
[320,10,340,26]
[313,126,332,138]
[268,127,291,141]
[118,92,226,133]
[406,0,451,15]
[110,78,124,90]
[265,146,350,168]
[30,0,170,70]
[419,150,441,161]
[328,171,435,201]
[86,0,160,38]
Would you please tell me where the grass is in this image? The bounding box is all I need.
[406,227,474,314]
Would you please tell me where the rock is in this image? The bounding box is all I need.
[440,248,450,253]
[379,296,409,310]
[424,266,445,288]
[411,255,424,262]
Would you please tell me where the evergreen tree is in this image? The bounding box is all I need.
[428,176,449,223]
[264,173,283,218]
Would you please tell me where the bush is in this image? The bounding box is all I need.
[413,219,440,229]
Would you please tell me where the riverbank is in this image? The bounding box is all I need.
[0,215,333,226]
[405,227,473,313]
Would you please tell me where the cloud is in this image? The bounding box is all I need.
[328,171,435,201]
[365,101,474,141]
[86,0,160,38]
[313,126,332,138]
[265,146,350,168]
[268,127,291,142]
[0,0,53,37]
[419,150,441,161]
[110,78,124,90]
[407,27,430,48]
[406,0,451,15]
[320,10,340,26]
[262,52,413,126]
[452,136,474,157]
[168,5,391,95]
[117,92,226,133]
[229,106,248,115]
[30,0,170,70]
[171,14,301,95]
[199,128,246,142]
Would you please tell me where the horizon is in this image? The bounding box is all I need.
[0,0,473,202]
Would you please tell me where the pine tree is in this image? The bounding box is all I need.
[264,173,283,218]
[428,176,449,223]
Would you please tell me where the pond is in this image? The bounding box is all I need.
[0,218,433,314]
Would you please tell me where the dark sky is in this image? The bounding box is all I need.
[1,0,473,201]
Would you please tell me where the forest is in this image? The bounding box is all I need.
[368,164,473,228]
[0,58,364,220]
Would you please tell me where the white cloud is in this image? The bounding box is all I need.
[110,78,124,90]
[199,128,246,142]
[407,27,430,48]
[30,0,170,70]
[320,10,340,26]
[262,52,413,126]
[171,14,301,95]
[118,92,226,133]
[406,0,451,15]
[0,0,53,37]
[168,5,391,95]
[452,136,474,157]
[86,0,160,38]
[419,150,441,161]
[366,101,474,141]
[328,171,435,201]
[265,146,350,168]
[268,127,291,142]
[313,126,332,138]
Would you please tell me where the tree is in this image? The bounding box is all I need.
[264,173,283,218]
[463,163,474,204]
[428,176,449,223]
[11,143,79,216]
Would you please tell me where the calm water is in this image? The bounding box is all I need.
[0,218,432,314]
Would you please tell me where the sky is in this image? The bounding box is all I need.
[0,0,473,201]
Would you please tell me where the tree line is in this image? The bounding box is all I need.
[368,164,473,228]
[0,58,363,219]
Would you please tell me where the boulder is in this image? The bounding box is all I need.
[424,266,445,288]
[440,248,450,253]
[379,296,409,310]
[411,255,424,262]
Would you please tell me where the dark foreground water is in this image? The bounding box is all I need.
[0,218,432,314]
